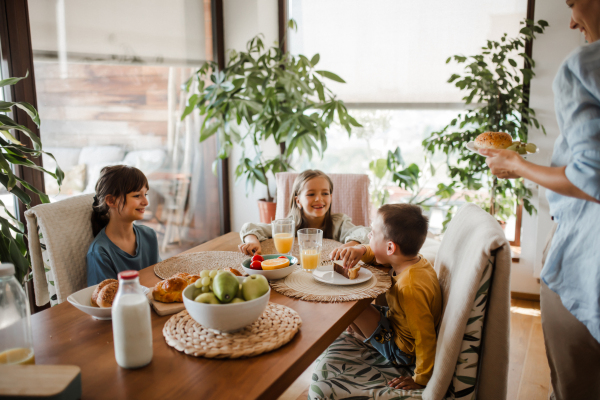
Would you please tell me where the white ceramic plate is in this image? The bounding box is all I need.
[466,141,539,157]
[67,284,150,320]
[312,264,373,286]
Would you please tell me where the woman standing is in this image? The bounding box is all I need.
[480,1,600,398]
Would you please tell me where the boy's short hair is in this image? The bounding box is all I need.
[378,204,429,256]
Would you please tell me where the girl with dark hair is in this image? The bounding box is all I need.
[238,169,370,256]
[86,165,160,286]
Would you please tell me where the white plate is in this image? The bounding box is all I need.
[466,141,539,157]
[67,284,150,320]
[312,264,373,286]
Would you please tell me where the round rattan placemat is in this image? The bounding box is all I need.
[270,263,392,303]
[260,238,341,266]
[154,251,248,279]
[163,303,302,359]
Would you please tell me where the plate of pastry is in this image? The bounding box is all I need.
[312,260,373,286]
[67,279,149,320]
[467,132,538,157]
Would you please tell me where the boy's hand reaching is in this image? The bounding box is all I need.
[330,245,366,269]
[388,376,425,390]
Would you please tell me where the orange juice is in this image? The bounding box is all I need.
[0,348,35,365]
[301,248,320,270]
[273,233,294,254]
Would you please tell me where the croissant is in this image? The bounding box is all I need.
[91,279,118,307]
[152,276,188,303]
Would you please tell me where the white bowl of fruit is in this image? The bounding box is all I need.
[241,254,298,280]
[182,270,270,333]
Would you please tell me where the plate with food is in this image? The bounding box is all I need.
[467,132,538,157]
[67,279,149,320]
[312,260,373,286]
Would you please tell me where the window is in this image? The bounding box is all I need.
[28,0,222,257]
[287,0,527,239]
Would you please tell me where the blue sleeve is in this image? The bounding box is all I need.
[561,49,600,201]
[86,248,117,286]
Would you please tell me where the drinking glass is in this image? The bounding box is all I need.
[297,228,323,273]
[271,219,295,255]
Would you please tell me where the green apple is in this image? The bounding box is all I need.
[242,275,269,301]
[195,293,220,304]
[231,298,245,303]
[212,271,239,303]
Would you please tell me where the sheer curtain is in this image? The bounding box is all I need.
[288,0,528,105]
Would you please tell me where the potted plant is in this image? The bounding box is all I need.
[181,21,361,223]
[422,19,549,224]
[0,73,63,285]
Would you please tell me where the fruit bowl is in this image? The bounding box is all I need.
[241,254,298,280]
[182,277,270,332]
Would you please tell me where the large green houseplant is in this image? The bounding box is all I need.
[0,73,63,285]
[423,19,548,222]
[182,22,360,221]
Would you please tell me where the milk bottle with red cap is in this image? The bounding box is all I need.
[112,270,153,368]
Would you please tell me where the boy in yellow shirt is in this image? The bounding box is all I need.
[331,203,442,390]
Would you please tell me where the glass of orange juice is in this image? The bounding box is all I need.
[297,228,323,272]
[272,219,295,255]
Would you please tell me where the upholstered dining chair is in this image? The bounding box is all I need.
[275,172,371,227]
[308,203,511,400]
[25,193,95,307]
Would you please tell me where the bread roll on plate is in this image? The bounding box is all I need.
[474,132,512,150]
[96,281,119,308]
[91,279,117,307]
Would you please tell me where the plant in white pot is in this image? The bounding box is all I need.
[181,22,361,222]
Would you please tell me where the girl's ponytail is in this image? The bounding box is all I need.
[90,165,149,237]
[91,195,110,237]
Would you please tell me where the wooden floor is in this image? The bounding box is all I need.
[277,298,551,400]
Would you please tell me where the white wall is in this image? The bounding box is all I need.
[223,0,279,231]
[515,2,585,293]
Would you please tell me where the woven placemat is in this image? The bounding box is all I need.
[260,238,341,266]
[163,302,302,359]
[270,263,392,303]
[154,251,248,279]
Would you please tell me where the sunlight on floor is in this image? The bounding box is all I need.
[510,306,542,317]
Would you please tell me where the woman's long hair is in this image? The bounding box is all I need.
[287,169,335,239]
[91,165,149,237]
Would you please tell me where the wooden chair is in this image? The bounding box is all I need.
[25,194,95,307]
[308,203,511,400]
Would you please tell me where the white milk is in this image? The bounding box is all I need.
[112,294,153,368]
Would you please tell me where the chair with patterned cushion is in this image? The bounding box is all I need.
[308,203,511,400]
[25,193,95,307]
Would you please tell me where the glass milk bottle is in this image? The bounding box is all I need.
[112,270,153,369]
[0,263,35,365]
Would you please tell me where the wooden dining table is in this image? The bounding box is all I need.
[31,232,373,400]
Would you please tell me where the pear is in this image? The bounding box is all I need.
[194,293,220,304]
[212,271,239,303]
[231,298,245,303]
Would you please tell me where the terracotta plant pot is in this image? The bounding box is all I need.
[497,219,507,230]
[257,199,277,223]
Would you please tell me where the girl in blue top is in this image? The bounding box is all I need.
[86,165,160,286]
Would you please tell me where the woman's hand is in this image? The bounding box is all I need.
[238,235,261,256]
[330,245,366,268]
[388,376,425,390]
[479,148,524,179]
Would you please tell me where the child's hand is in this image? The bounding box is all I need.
[238,235,261,256]
[330,245,366,268]
[388,376,425,390]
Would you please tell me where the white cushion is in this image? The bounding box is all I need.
[123,149,166,175]
[78,146,125,166]
[42,147,82,172]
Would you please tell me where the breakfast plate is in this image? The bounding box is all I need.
[67,284,150,320]
[312,263,373,286]
[466,141,539,157]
